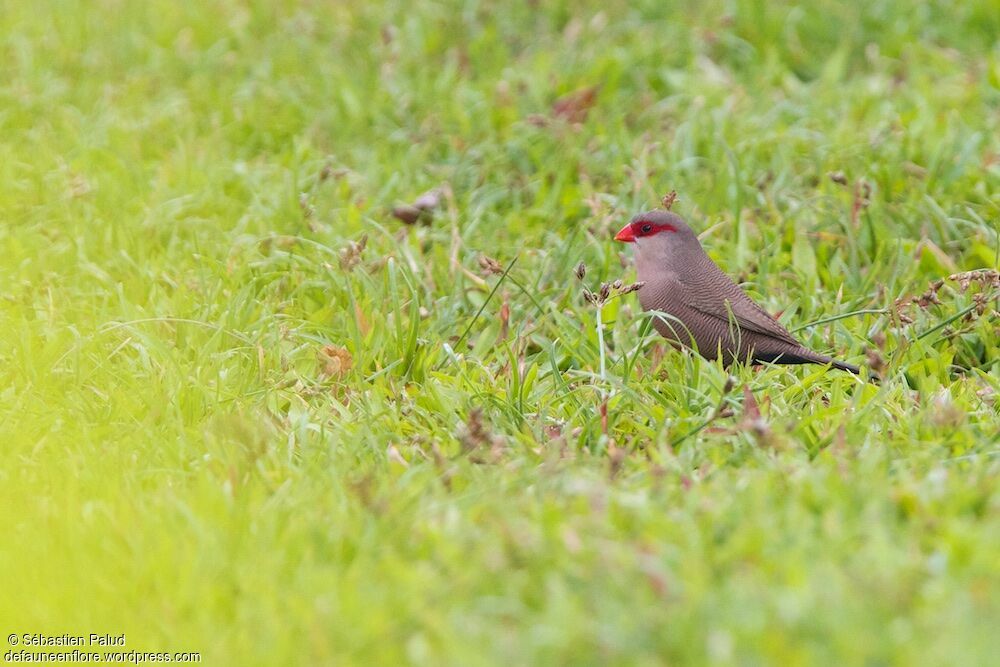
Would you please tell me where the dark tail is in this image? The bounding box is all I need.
[756,349,877,382]
[811,353,880,383]
[827,357,861,375]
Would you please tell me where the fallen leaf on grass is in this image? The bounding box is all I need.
[459,408,505,463]
[741,385,760,421]
[608,442,626,479]
[318,345,353,377]
[850,179,872,227]
[739,386,773,444]
[498,297,510,341]
[865,347,888,376]
[392,187,445,225]
[552,86,599,123]
[391,205,425,225]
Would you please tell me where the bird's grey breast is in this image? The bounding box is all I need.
[637,272,681,316]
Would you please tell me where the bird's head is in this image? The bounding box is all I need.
[615,210,698,245]
[614,210,704,275]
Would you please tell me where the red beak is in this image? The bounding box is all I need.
[614,223,635,243]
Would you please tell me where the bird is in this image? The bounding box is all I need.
[614,209,863,375]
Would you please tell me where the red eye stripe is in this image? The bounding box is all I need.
[633,221,676,237]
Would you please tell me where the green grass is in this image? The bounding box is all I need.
[1,1,999,664]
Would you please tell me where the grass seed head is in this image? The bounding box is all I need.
[828,171,848,185]
[478,254,504,276]
[339,235,368,271]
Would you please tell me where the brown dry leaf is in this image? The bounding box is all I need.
[391,204,424,225]
[460,409,489,451]
[387,444,409,468]
[608,442,626,479]
[850,179,872,226]
[552,86,599,123]
[459,408,505,463]
[865,347,888,375]
[833,424,848,451]
[354,303,370,336]
[318,345,353,377]
[650,343,666,373]
[392,186,445,225]
[525,114,549,128]
[739,386,771,441]
[741,386,760,421]
[498,298,510,341]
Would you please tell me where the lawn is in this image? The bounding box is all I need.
[1,0,998,664]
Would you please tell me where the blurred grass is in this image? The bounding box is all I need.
[1,0,998,664]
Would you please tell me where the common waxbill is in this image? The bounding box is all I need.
[615,210,861,375]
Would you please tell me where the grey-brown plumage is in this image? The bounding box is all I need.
[615,210,861,375]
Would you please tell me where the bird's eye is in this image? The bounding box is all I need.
[640,224,653,234]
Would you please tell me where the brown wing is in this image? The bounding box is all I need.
[680,257,803,348]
